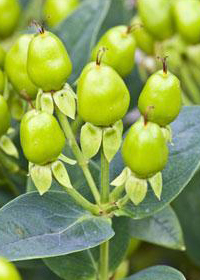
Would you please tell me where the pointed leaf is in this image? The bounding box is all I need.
[41,93,54,115]
[126,266,186,280]
[125,176,147,206]
[51,161,73,189]
[80,123,102,159]
[53,90,76,119]
[148,172,163,200]
[30,165,52,195]
[0,135,19,158]
[129,206,185,250]
[0,191,114,261]
[103,125,122,163]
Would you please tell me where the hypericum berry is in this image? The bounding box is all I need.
[173,0,200,44]
[0,44,5,68]
[138,0,174,41]
[27,30,72,92]
[43,0,80,27]
[130,16,155,56]
[122,117,169,179]
[0,0,21,39]
[91,26,136,77]
[0,95,11,137]
[20,110,65,165]
[0,257,21,280]
[5,34,38,100]
[138,58,182,127]
[0,68,5,94]
[77,51,130,126]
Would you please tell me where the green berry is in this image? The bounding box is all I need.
[138,64,182,127]
[0,44,5,68]
[138,0,174,40]
[0,257,21,280]
[122,118,169,179]
[0,0,21,39]
[5,34,38,99]
[0,95,11,137]
[173,0,200,44]
[20,110,65,165]
[43,0,80,27]
[27,31,72,92]
[0,69,5,94]
[91,26,136,77]
[77,61,130,126]
[130,16,155,55]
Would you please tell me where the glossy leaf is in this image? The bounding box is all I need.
[174,170,200,266]
[126,265,186,280]
[111,106,200,219]
[54,0,111,83]
[0,191,114,261]
[129,206,185,250]
[44,217,130,280]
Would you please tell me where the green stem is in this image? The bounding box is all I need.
[100,148,109,204]
[100,147,110,280]
[109,184,125,202]
[117,194,129,208]
[56,108,100,205]
[72,114,84,135]
[63,186,100,215]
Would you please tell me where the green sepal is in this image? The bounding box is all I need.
[80,122,102,159]
[8,93,25,121]
[0,135,19,158]
[59,154,77,165]
[51,160,73,189]
[111,167,130,187]
[36,89,43,111]
[64,83,77,99]
[103,120,123,162]
[30,164,52,195]
[125,174,148,206]
[161,125,173,144]
[41,93,54,115]
[53,89,76,119]
[148,172,163,200]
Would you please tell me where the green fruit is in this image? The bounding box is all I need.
[20,110,65,165]
[0,95,11,137]
[27,31,72,92]
[138,69,182,126]
[5,34,38,99]
[0,69,5,94]
[0,44,5,68]
[77,62,130,126]
[138,0,174,40]
[173,0,200,44]
[0,0,21,39]
[130,16,155,55]
[91,26,136,77]
[43,0,80,27]
[122,118,169,178]
[0,257,21,280]
[186,44,200,67]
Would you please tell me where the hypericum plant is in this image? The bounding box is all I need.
[1,1,200,280]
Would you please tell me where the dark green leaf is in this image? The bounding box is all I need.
[54,0,111,83]
[44,217,130,280]
[129,206,185,250]
[174,170,200,266]
[0,191,114,261]
[126,265,186,280]
[111,106,200,219]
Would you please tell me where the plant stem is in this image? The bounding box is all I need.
[63,186,100,215]
[56,108,100,205]
[100,148,109,204]
[100,147,110,280]
[109,184,125,202]
[72,114,83,135]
